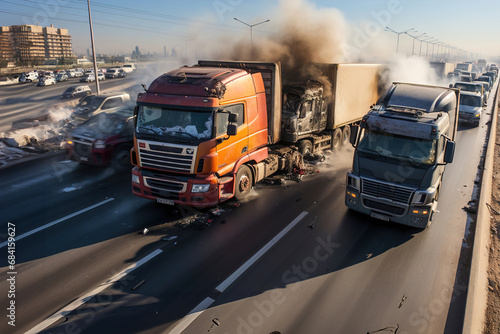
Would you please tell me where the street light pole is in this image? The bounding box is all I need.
[419,36,433,57]
[87,0,99,94]
[234,18,270,52]
[385,27,414,53]
[406,32,427,56]
[426,39,439,60]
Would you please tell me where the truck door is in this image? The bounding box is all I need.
[215,104,248,170]
[298,99,324,135]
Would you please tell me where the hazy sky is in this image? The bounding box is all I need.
[1,0,499,60]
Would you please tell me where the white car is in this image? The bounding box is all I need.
[122,64,136,73]
[37,76,56,86]
[19,71,39,83]
[458,92,482,127]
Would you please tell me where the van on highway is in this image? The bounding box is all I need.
[122,64,136,73]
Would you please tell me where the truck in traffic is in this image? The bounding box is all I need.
[130,61,383,208]
[430,61,455,78]
[345,82,459,228]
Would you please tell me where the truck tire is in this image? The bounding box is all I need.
[298,139,313,155]
[341,125,351,147]
[332,128,342,151]
[235,165,253,201]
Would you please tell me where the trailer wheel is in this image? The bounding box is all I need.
[341,125,351,146]
[332,128,342,151]
[235,165,253,201]
[298,140,313,155]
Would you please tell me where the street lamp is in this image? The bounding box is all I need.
[425,39,439,60]
[385,27,414,53]
[406,32,427,56]
[234,17,270,51]
[87,0,100,94]
[419,36,434,57]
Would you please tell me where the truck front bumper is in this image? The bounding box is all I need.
[345,187,434,228]
[131,167,230,208]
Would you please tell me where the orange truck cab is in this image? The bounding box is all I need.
[131,62,282,207]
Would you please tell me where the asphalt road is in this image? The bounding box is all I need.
[0,80,496,334]
[0,73,141,133]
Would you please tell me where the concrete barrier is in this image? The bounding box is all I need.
[462,81,499,333]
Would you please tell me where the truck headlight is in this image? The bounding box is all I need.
[94,139,106,149]
[192,184,210,193]
[346,172,360,191]
[412,188,436,205]
[132,174,140,184]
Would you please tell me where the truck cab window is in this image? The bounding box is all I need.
[216,104,244,136]
[300,101,313,118]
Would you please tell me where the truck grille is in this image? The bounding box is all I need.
[138,140,197,173]
[363,199,406,215]
[72,136,93,157]
[144,177,186,193]
[361,178,414,204]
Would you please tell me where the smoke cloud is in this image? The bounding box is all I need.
[216,0,347,87]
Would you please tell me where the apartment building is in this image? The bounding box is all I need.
[0,24,74,65]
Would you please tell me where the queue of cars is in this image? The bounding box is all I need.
[10,65,134,87]
[451,63,498,127]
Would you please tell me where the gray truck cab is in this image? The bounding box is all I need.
[345,83,458,228]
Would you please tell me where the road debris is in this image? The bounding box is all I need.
[142,228,149,235]
[308,216,318,229]
[211,207,224,216]
[487,203,500,215]
[398,295,407,308]
[367,324,400,333]
[131,279,146,291]
[208,318,220,332]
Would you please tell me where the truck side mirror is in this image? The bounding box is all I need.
[133,106,138,127]
[228,112,238,123]
[350,126,359,146]
[227,124,238,136]
[444,140,455,163]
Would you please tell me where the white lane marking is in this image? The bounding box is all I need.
[0,197,115,248]
[216,211,309,293]
[166,211,309,334]
[25,248,163,334]
[167,297,216,334]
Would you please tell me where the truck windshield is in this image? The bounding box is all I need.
[136,105,213,139]
[358,129,437,165]
[460,95,481,107]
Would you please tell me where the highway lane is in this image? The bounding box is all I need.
[0,74,140,133]
[0,61,184,134]
[0,80,495,333]
[32,82,498,334]
[0,155,177,333]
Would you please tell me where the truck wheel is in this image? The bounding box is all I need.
[235,165,253,201]
[112,146,131,170]
[332,128,342,151]
[298,140,313,155]
[341,125,351,146]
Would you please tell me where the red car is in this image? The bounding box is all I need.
[64,108,134,169]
